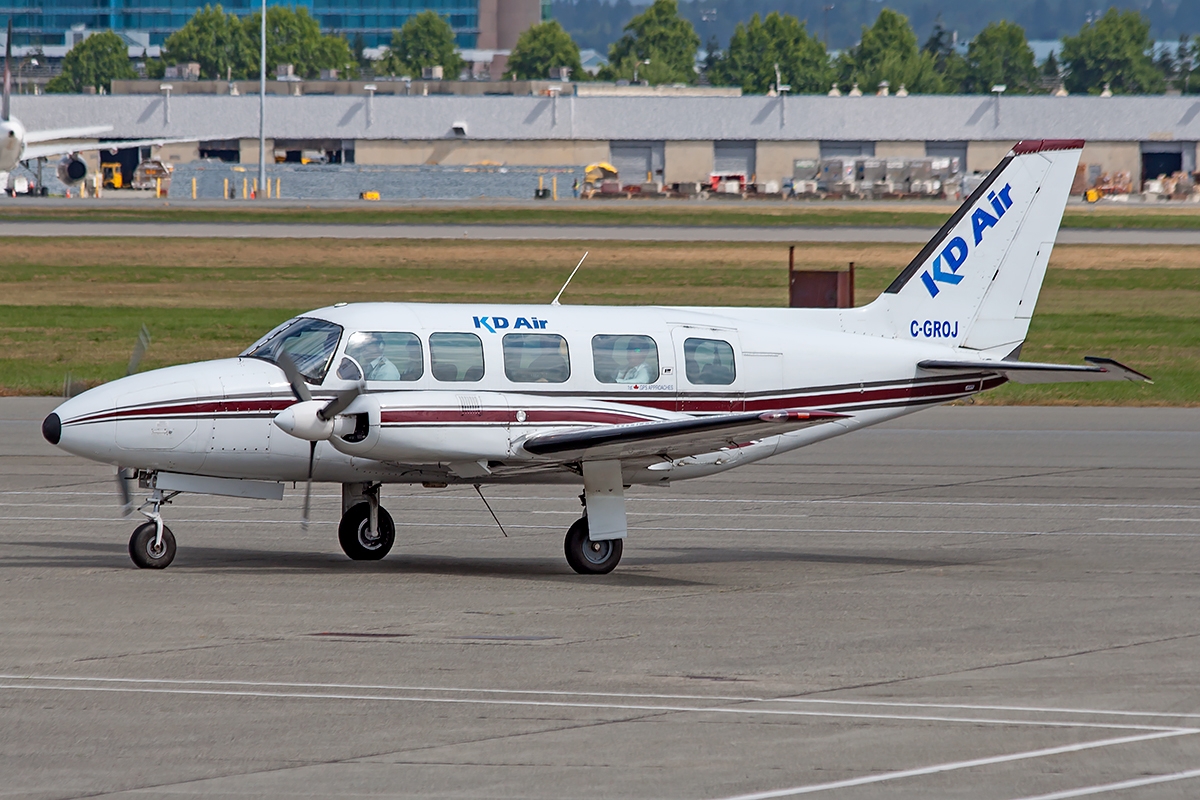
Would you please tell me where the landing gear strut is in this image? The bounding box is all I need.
[338,483,394,560]
[128,486,179,569]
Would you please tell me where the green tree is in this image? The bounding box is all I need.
[600,0,699,85]
[965,20,1038,93]
[46,31,137,93]
[242,6,354,79]
[160,4,253,80]
[378,11,464,78]
[710,12,831,94]
[1060,9,1164,95]
[922,16,968,92]
[504,20,583,80]
[836,8,943,94]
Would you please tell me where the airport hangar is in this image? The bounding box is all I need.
[12,92,1200,188]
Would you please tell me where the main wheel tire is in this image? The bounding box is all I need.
[564,517,622,575]
[129,522,176,569]
[338,502,395,560]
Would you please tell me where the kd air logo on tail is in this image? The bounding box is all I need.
[920,184,1014,298]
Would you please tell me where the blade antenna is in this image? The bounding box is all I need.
[126,324,151,376]
[3,19,11,122]
[551,251,588,306]
[301,441,316,530]
[474,484,507,537]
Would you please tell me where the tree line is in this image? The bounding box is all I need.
[555,0,1200,54]
[47,0,1200,96]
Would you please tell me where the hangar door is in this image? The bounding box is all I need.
[1141,141,1196,183]
[713,141,756,177]
[610,141,664,184]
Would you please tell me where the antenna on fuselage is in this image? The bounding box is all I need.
[551,251,588,306]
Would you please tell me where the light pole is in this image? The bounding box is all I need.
[258,0,266,200]
[991,84,1006,127]
[633,59,649,84]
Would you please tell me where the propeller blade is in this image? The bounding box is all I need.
[301,440,316,531]
[126,324,151,376]
[3,19,11,122]
[277,352,313,403]
[115,467,133,517]
[318,382,363,421]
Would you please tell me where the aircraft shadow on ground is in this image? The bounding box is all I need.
[0,538,968,580]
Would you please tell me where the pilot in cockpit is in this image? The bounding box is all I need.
[353,334,402,381]
[615,342,652,384]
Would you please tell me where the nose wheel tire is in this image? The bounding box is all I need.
[129,522,176,569]
[564,517,622,574]
[338,502,396,560]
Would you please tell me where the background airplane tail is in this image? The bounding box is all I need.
[3,19,11,122]
[859,140,1084,357]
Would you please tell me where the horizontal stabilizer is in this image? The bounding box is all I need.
[918,356,1152,384]
[521,409,845,462]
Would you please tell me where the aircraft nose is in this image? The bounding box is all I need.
[42,412,62,445]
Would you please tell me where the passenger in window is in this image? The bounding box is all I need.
[615,343,653,384]
[358,334,401,381]
[397,338,424,380]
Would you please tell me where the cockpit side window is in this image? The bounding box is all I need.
[245,317,344,383]
[684,337,736,385]
[592,334,659,384]
[344,331,424,382]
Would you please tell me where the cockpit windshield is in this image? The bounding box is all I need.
[243,317,344,383]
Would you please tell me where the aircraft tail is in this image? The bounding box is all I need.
[859,140,1084,357]
[3,19,11,122]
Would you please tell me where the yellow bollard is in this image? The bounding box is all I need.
[192,177,197,200]
[242,178,247,199]
[252,177,257,199]
[266,178,271,199]
[224,177,229,199]
[538,175,544,192]
[276,177,280,198]
[552,175,557,201]
[155,177,161,198]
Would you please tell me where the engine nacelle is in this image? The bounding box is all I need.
[57,155,88,186]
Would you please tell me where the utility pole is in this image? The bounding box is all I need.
[258,0,266,200]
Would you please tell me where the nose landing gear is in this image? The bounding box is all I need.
[129,486,179,569]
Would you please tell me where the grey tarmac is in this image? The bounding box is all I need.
[3,220,1200,244]
[3,397,1200,799]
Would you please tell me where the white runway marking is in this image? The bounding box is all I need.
[0,675,1191,733]
[712,731,1195,799]
[1008,767,1200,799]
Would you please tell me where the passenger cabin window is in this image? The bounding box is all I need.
[684,337,736,385]
[344,331,423,381]
[244,317,343,384]
[592,335,659,384]
[430,332,485,382]
[503,334,570,383]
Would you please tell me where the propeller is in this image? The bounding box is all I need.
[115,467,134,517]
[276,352,364,530]
[62,324,151,398]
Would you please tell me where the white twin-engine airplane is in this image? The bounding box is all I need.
[43,139,1150,573]
[1,20,194,191]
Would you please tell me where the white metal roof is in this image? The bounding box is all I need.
[10,93,1200,143]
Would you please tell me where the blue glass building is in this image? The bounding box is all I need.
[1,0,480,47]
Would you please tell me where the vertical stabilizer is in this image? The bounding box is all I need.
[861,140,1084,356]
[2,19,11,122]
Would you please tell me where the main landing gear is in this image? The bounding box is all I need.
[338,483,394,560]
[564,516,623,574]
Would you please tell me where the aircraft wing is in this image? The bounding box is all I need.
[22,126,113,144]
[22,137,205,162]
[918,356,1152,384]
[520,409,846,462]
